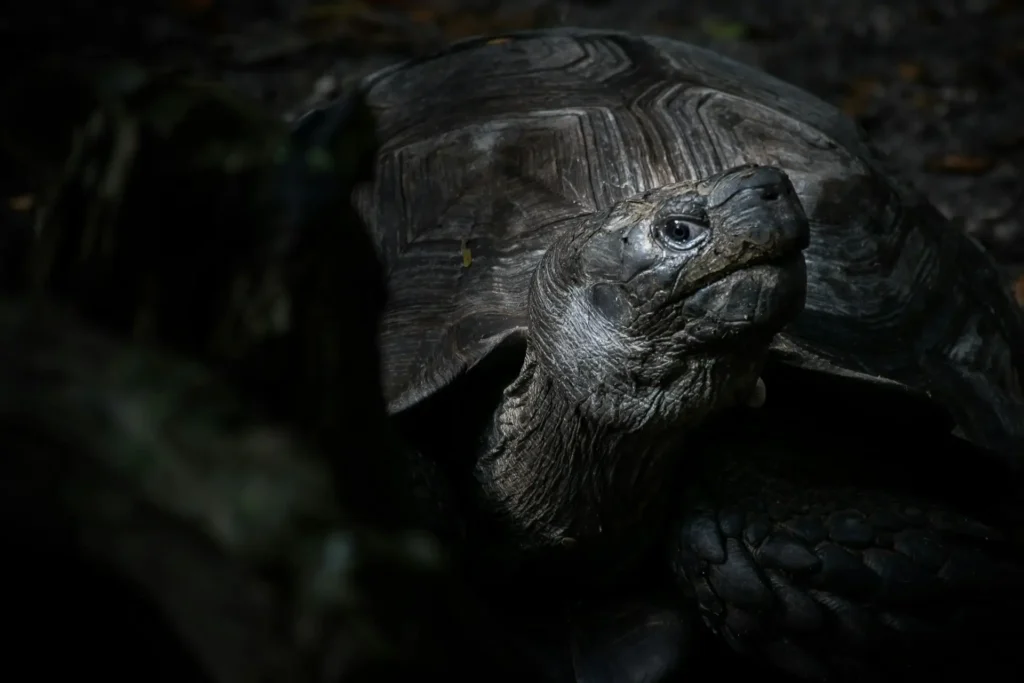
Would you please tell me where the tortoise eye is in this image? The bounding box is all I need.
[659,214,709,248]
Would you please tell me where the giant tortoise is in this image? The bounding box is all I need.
[301,28,1024,682]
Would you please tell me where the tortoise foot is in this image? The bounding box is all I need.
[568,598,691,683]
[494,593,692,683]
[674,486,1024,682]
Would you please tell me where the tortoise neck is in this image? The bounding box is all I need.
[472,347,678,564]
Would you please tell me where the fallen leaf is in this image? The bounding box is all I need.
[911,91,932,109]
[438,10,545,40]
[439,14,494,40]
[699,18,749,41]
[925,154,996,174]
[461,239,472,268]
[1015,275,1024,307]
[8,195,34,211]
[408,9,436,24]
[897,62,922,82]
[841,77,882,117]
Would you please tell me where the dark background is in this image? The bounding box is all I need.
[84,0,1021,301]
[7,0,1022,296]
[1,1,1022,680]
[5,0,1023,303]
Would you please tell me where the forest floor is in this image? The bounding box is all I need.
[218,0,1024,302]
[15,0,1024,300]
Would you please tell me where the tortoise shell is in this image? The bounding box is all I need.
[343,28,1024,456]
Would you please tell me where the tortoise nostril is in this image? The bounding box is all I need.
[760,188,781,201]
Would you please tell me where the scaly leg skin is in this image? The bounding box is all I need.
[567,598,691,683]
[503,593,693,683]
[671,401,1024,682]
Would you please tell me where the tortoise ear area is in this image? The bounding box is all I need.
[589,283,633,324]
[575,214,657,283]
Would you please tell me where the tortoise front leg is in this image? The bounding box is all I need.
[564,597,692,683]
[670,421,1024,682]
[500,593,693,683]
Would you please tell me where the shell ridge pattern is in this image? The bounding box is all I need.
[360,28,1024,450]
[653,85,728,180]
[643,34,868,154]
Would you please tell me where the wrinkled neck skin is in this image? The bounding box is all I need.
[475,349,751,567]
[472,229,764,581]
[477,348,675,545]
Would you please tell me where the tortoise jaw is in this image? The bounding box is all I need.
[678,253,808,345]
[668,245,806,303]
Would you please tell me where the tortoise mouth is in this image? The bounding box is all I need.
[668,218,810,303]
[680,253,808,344]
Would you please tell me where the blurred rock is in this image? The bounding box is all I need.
[0,56,540,683]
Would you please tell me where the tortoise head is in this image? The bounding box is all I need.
[529,164,809,429]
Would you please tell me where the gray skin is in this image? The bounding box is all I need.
[475,165,807,561]
[311,27,1024,683]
